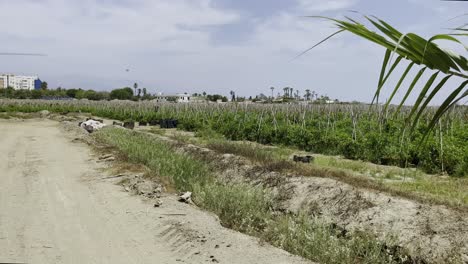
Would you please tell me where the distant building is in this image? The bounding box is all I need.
[0,74,42,90]
[153,93,192,103]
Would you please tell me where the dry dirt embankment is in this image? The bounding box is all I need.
[150,131,468,264]
[0,119,310,264]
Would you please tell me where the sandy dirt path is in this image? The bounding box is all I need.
[0,119,310,264]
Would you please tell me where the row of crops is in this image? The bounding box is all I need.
[1,99,466,176]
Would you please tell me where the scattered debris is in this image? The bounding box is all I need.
[113,121,123,126]
[160,119,178,129]
[121,176,164,198]
[179,192,192,203]
[154,199,163,207]
[100,174,127,180]
[79,119,106,133]
[161,213,187,216]
[293,155,314,163]
[149,120,159,126]
[139,121,148,126]
[99,154,114,160]
[87,117,104,123]
[123,121,135,130]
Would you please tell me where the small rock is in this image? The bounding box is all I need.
[214,245,219,249]
[154,200,163,207]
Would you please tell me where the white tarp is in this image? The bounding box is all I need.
[80,119,106,133]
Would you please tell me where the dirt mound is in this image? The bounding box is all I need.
[123,175,165,198]
[167,137,468,263]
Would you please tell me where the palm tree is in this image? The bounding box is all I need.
[270,87,275,99]
[283,87,289,98]
[311,91,316,101]
[304,15,467,135]
[296,89,300,100]
[305,89,311,101]
[230,90,236,102]
[133,83,138,96]
[289,87,294,98]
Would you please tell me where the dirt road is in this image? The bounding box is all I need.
[0,119,310,264]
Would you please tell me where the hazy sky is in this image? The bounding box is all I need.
[0,0,466,102]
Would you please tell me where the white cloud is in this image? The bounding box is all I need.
[297,0,357,12]
[0,0,239,52]
[0,0,380,102]
[2,0,455,104]
[0,0,240,81]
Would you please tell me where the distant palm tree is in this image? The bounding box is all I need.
[289,88,293,98]
[230,90,236,102]
[270,87,275,99]
[283,87,289,97]
[305,89,311,101]
[133,83,138,96]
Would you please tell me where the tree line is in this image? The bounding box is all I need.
[0,86,232,103]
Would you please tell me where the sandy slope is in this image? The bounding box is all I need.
[0,119,310,264]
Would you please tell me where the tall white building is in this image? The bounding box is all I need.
[0,74,42,90]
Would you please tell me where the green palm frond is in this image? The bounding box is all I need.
[304,15,467,138]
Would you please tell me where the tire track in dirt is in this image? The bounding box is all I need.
[0,119,311,264]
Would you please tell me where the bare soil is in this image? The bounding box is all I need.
[0,119,311,264]
[164,136,468,263]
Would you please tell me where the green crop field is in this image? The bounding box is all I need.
[1,99,466,176]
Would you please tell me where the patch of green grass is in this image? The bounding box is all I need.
[195,127,225,140]
[194,135,468,208]
[171,131,193,144]
[389,176,468,207]
[148,127,166,136]
[264,214,406,264]
[314,155,424,180]
[96,127,209,191]
[206,140,277,164]
[94,127,401,264]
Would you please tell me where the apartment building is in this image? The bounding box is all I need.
[0,74,42,90]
